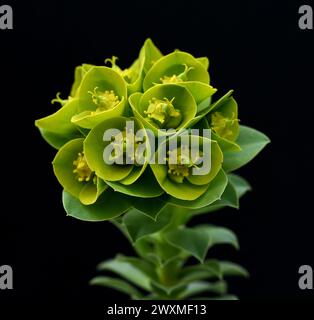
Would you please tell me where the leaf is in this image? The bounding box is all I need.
[219,261,249,278]
[189,175,250,215]
[179,280,227,299]
[228,173,251,198]
[223,125,270,172]
[207,180,239,209]
[180,262,222,285]
[105,168,164,199]
[38,127,82,150]
[116,255,159,281]
[90,276,143,299]
[150,281,187,298]
[62,189,131,222]
[166,225,238,262]
[123,208,172,242]
[197,225,239,250]
[132,196,167,220]
[97,258,151,291]
[165,228,211,262]
[180,260,248,285]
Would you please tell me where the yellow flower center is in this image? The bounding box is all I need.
[160,64,193,84]
[210,112,238,140]
[88,87,120,113]
[160,75,184,84]
[73,152,93,182]
[167,148,201,183]
[144,97,182,129]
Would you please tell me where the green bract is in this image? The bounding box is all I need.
[71,66,127,129]
[143,51,217,112]
[143,51,210,89]
[53,138,107,205]
[129,84,197,135]
[150,135,223,200]
[84,116,163,198]
[35,64,94,149]
[36,39,270,300]
[207,90,240,150]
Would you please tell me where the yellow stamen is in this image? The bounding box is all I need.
[160,64,193,84]
[73,152,93,182]
[88,88,120,113]
[210,112,238,139]
[144,97,182,128]
[167,147,199,183]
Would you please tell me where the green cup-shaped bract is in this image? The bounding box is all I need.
[53,138,107,205]
[84,117,149,185]
[35,99,82,149]
[71,67,127,129]
[143,51,210,91]
[84,116,163,198]
[140,38,163,74]
[207,91,240,151]
[70,64,95,98]
[129,84,197,136]
[150,135,223,201]
[143,51,216,114]
[35,64,95,149]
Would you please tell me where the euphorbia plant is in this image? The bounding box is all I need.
[35,39,269,300]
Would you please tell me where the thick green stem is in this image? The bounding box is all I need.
[153,206,191,296]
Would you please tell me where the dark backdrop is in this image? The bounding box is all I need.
[1,0,313,306]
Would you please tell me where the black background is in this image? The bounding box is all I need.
[0,0,313,306]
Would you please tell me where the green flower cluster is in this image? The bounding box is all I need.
[35,39,269,300]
